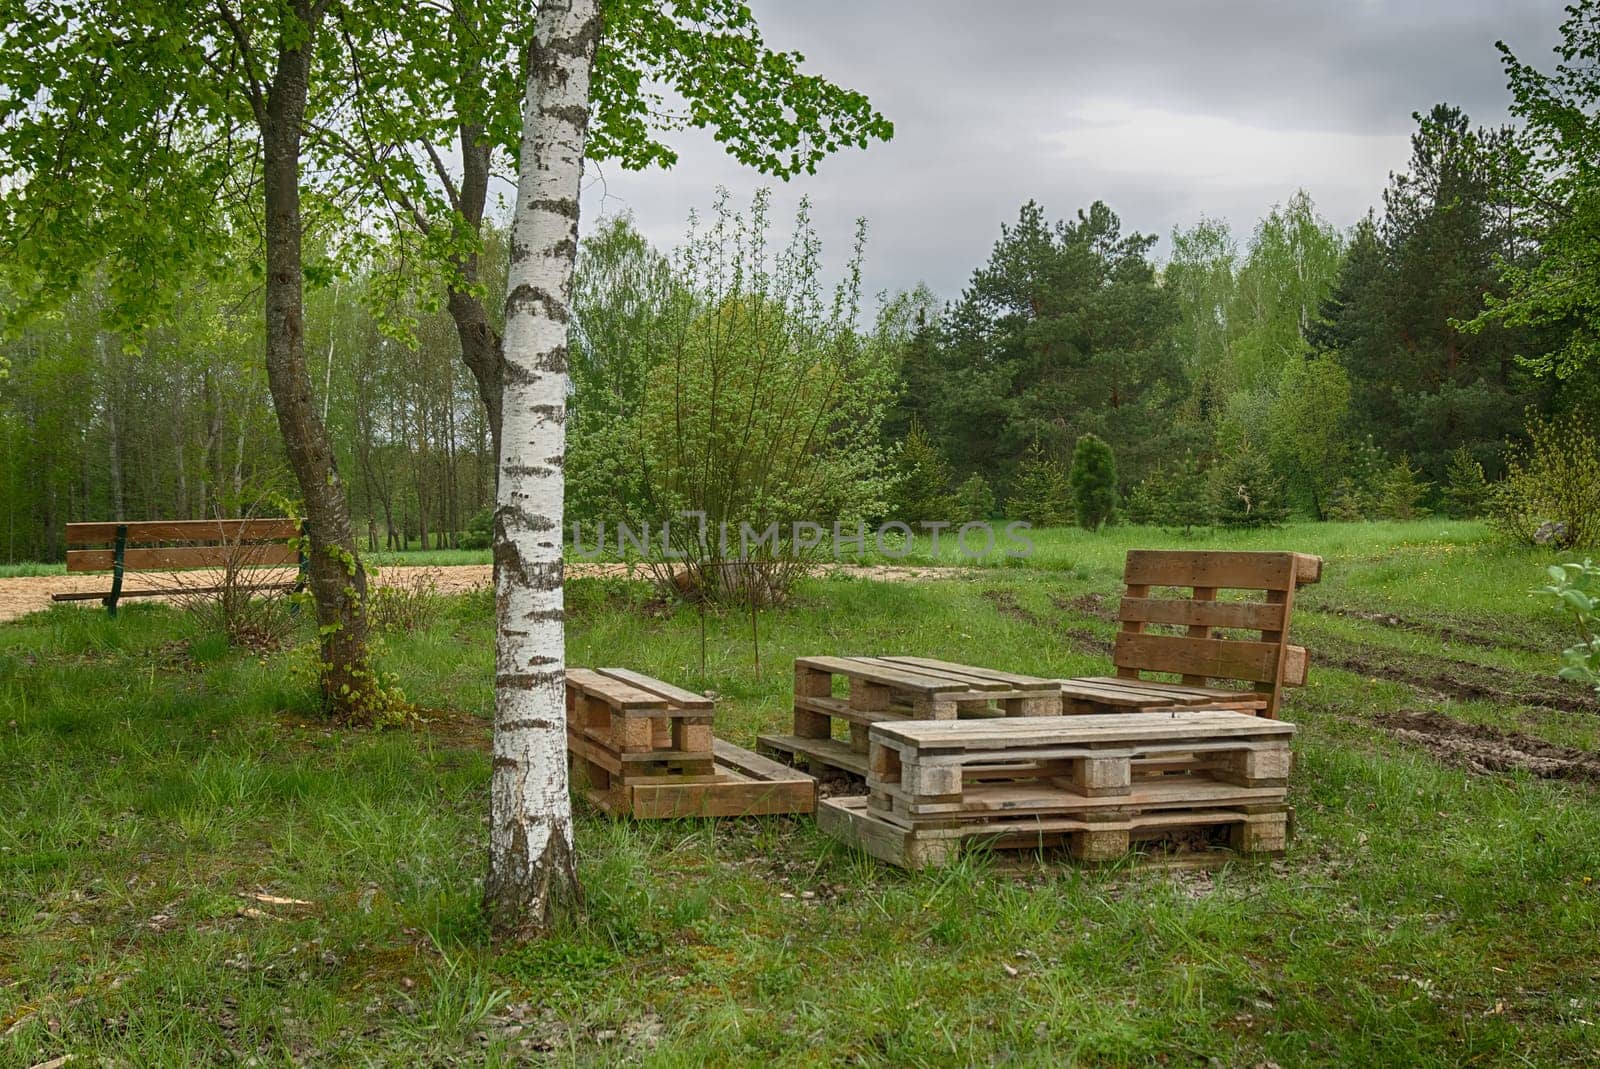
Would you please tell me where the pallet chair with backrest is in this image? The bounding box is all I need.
[1058,550,1322,719]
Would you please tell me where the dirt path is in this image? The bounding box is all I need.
[0,561,972,624]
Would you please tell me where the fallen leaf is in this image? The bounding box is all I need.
[246,893,313,907]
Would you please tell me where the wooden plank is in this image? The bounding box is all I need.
[852,657,1015,693]
[876,656,1060,690]
[1112,632,1281,685]
[1063,677,1270,707]
[629,774,815,818]
[756,733,871,778]
[793,656,976,694]
[596,668,714,710]
[1283,645,1308,687]
[874,710,1293,749]
[1117,596,1287,633]
[51,582,299,602]
[67,544,300,573]
[1123,550,1298,591]
[795,694,908,727]
[565,668,669,712]
[65,518,301,545]
[713,738,811,781]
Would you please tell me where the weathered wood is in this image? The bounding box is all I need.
[1122,550,1319,591]
[51,581,300,603]
[566,667,670,713]
[67,543,300,573]
[1112,632,1282,686]
[64,518,301,545]
[1118,596,1286,631]
[597,667,715,710]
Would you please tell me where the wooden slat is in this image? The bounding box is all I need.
[1282,646,1308,687]
[595,668,714,710]
[793,656,975,694]
[1068,677,1269,705]
[51,581,298,603]
[852,657,1015,692]
[1112,632,1281,685]
[565,668,668,712]
[878,656,1059,689]
[1116,596,1288,633]
[66,544,300,573]
[1123,550,1300,591]
[874,710,1292,749]
[65,518,300,545]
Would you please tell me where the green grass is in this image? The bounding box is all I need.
[0,561,64,577]
[3,525,1600,1065]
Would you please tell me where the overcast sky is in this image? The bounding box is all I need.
[574,1,1568,306]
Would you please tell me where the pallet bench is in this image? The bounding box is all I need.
[1058,550,1322,719]
[818,710,1294,869]
[566,668,814,819]
[757,656,1064,778]
[50,518,306,616]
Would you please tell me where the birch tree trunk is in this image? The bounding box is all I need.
[484,0,600,940]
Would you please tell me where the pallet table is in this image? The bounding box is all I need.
[756,656,1064,778]
[567,668,815,818]
[817,709,1294,868]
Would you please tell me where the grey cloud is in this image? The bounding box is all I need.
[579,0,1568,304]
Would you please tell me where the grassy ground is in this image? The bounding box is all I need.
[3,522,1600,1065]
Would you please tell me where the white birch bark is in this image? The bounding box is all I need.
[484,0,600,939]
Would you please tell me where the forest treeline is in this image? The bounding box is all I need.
[3,99,1598,562]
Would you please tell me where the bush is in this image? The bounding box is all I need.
[1210,441,1288,528]
[1444,446,1491,519]
[892,421,954,523]
[952,473,996,520]
[459,507,493,550]
[567,196,899,606]
[1069,434,1117,531]
[1007,441,1069,526]
[1491,414,1600,550]
[1376,454,1432,520]
[1538,559,1600,693]
[366,567,444,634]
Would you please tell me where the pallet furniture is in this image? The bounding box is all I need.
[566,668,814,818]
[51,518,307,616]
[1058,550,1322,719]
[757,656,1064,778]
[817,710,1295,869]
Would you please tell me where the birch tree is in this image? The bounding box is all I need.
[482,0,600,938]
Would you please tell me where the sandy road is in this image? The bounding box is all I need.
[0,561,968,624]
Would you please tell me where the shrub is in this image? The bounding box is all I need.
[1210,440,1288,528]
[892,420,954,523]
[953,473,996,520]
[1490,414,1600,550]
[568,195,899,606]
[366,567,443,634]
[1443,446,1491,519]
[1069,434,1117,531]
[459,507,493,551]
[1007,441,1068,526]
[1376,454,1432,520]
[1538,559,1600,693]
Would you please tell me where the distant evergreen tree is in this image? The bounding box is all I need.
[1069,434,1117,530]
[891,421,954,523]
[1210,441,1288,528]
[1007,441,1069,525]
[1443,445,1491,518]
[953,473,997,520]
[1377,455,1433,520]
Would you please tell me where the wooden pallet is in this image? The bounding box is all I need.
[1059,550,1322,718]
[819,794,1290,869]
[566,668,814,819]
[816,709,1294,868]
[757,656,1064,778]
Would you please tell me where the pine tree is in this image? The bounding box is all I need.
[892,421,954,523]
[1377,454,1432,520]
[1069,434,1117,531]
[953,473,996,519]
[1210,441,1288,528]
[1007,440,1068,526]
[1443,445,1490,518]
